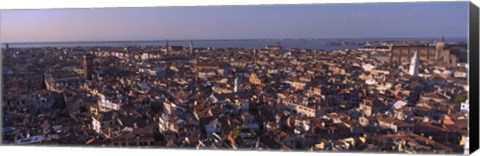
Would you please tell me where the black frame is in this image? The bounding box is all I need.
[468,2,479,154]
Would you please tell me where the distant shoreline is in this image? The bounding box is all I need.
[1,37,468,51]
[1,37,468,45]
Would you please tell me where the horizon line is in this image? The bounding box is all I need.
[1,36,469,44]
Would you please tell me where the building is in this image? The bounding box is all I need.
[234,77,240,93]
[283,97,317,117]
[249,73,262,85]
[91,112,117,135]
[83,54,95,80]
[162,40,183,53]
[195,62,220,72]
[358,98,387,117]
[111,126,155,147]
[165,40,170,54]
[460,99,469,113]
[97,93,124,112]
[358,46,392,52]
[189,40,194,54]
[409,51,419,76]
[139,67,167,78]
[389,37,466,67]
[44,71,83,93]
[265,42,282,51]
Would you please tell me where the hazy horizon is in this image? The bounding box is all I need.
[0,2,469,43]
[1,36,469,44]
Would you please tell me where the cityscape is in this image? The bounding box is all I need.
[0,2,471,155]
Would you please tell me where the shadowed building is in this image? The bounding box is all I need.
[83,54,95,80]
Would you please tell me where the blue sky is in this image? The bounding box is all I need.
[0,2,469,42]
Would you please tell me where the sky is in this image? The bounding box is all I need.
[0,2,470,42]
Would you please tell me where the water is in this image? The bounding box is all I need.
[1,37,467,51]
[3,39,362,51]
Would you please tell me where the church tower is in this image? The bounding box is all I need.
[189,40,193,54]
[435,35,447,60]
[165,40,170,54]
[409,51,419,76]
[83,54,95,80]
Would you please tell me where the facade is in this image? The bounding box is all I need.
[91,112,116,134]
[389,38,466,67]
[44,71,83,93]
[409,51,419,76]
[97,93,124,112]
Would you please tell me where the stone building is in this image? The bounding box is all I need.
[389,37,466,67]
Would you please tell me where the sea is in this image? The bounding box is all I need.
[1,37,467,51]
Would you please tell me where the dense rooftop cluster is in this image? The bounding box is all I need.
[1,40,469,154]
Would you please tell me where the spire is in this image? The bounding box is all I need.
[441,35,445,42]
